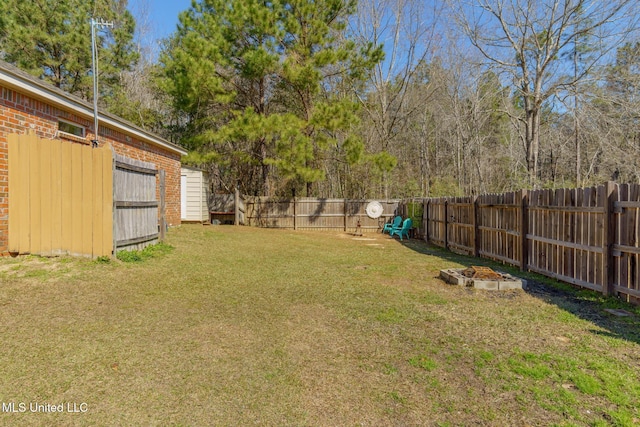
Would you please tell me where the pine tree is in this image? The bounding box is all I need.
[160,0,382,196]
[0,0,138,109]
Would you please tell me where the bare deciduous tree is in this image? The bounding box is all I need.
[117,0,170,134]
[350,0,444,197]
[450,0,640,187]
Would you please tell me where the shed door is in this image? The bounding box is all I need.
[181,174,187,219]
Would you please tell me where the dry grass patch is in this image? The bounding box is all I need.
[0,225,638,426]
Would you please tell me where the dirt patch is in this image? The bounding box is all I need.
[0,255,81,282]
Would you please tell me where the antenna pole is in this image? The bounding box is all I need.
[91,18,114,148]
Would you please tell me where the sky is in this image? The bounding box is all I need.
[127,0,193,43]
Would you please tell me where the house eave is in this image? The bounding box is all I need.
[0,62,188,157]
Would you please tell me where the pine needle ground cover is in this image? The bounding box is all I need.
[0,225,638,426]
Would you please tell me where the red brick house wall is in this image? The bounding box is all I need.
[0,62,187,255]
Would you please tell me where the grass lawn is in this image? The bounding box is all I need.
[0,224,639,426]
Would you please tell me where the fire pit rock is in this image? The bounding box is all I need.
[439,266,526,291]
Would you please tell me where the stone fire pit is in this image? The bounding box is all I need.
[439,266,525,290]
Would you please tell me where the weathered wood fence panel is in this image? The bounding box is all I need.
[526,186,606,293]
[613,184,640,302]
[447,196,476,256]
[243,197,399,232]
[425,198,446,247]
[234,188,245,225]
[113,154,163,252]
[245,198,295,229]
[8,133,112,258]
[297,198,344,230]
[477,191,522,266]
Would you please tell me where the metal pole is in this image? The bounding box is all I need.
[91,18,113,148]
[91,19,98,147]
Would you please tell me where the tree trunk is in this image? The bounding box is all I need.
[525,106,540,188]
[575,112,581,187]
[260,137,270,196]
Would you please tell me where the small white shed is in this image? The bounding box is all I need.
[180,166,210,223]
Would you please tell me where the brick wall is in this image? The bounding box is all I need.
[0,85,183,254]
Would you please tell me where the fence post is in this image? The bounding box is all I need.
[159,170,166,241]
[519,189,528,272]
[444,199,449,250]
[472,196,479,257]
[343,199,347,232]
[112,150,117,257]
[234,187,240,226]
[293,195,297,230]
[603,181,617,297]
[424,199,429,243]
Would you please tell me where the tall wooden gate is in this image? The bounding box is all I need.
[113,154,165,253]
[8,133,113,257]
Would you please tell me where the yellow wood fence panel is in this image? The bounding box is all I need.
[60,141,72,253]
[70,142,83,256]
[29,135,42,254]
[50,139,63,256]
[8,133,113,258]
[17,135,31,252]
[7,134,21,253]
[101,148,113,257]
[81,146,93,257]
[40,139,52,256]
[92,147,104,257]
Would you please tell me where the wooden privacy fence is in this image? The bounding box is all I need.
[8,133,113,257]
[113,154,165,253]
[209,189,245,225]
[233,188,246,225]
[8,133,165,258]
[423,183,640,303]
[244,197,400,232]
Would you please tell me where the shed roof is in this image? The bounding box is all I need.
[0,60,187,156]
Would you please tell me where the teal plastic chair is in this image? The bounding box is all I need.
[382,215,402,234]
[389,218,412,240]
